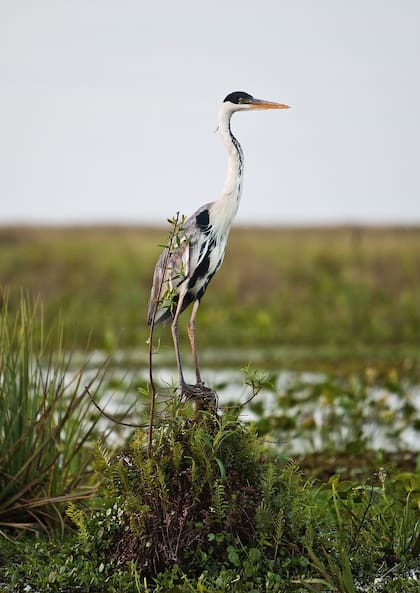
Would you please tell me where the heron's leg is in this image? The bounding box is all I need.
[187,300,202,385]
[171,293,187,390]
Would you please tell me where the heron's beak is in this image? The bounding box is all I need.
[249,99,290,110]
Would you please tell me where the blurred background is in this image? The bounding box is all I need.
[1,0,419,361]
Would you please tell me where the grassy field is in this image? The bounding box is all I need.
[0,225,419,366]
[1,225,420,591]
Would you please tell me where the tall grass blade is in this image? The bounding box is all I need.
[0,293,108,533]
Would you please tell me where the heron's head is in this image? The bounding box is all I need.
[223,91,289,113]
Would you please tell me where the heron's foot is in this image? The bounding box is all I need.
[180,382,218,409]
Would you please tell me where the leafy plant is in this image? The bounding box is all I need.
[93,410,264,575]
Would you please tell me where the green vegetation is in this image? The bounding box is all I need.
[0,296,109,534]
[0,227,419,591]
[1,405,420,592]
[0,225,419,357]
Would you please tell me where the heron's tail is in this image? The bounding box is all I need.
[147,305,172,327]
[147,293,194,327]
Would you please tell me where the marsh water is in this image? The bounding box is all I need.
[71,349,420,455]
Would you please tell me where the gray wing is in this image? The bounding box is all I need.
[147,203,213,325]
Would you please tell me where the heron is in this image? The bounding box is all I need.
[147,91,289,398]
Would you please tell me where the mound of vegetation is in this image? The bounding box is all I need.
[61,404,419,592]
[92,410,313,580]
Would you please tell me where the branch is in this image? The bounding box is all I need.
[147,212,183,456]
[84,385,146,429]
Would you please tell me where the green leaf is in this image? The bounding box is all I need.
[215,457,226,480]
[227,546,240,567]
[248,547,262,562]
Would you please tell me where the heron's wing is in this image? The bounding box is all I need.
[147,241,187,325]
[147,206,212,325]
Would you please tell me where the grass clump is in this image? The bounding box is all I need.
[0,294,106,533]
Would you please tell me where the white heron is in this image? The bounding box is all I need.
[147,91,289,398]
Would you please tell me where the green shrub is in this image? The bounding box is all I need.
[87,405,328,587]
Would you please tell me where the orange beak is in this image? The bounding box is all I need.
[248,99,290,110]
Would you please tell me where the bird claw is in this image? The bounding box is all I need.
[180,382,218,408]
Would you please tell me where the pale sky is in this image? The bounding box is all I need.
[1,1,419,225]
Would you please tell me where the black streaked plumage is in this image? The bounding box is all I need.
[195,209,211,233]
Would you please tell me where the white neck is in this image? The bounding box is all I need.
[210,104,244,236]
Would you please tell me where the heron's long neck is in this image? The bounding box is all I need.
[211,110,244,236]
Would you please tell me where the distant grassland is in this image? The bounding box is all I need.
[0,225,419,363]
